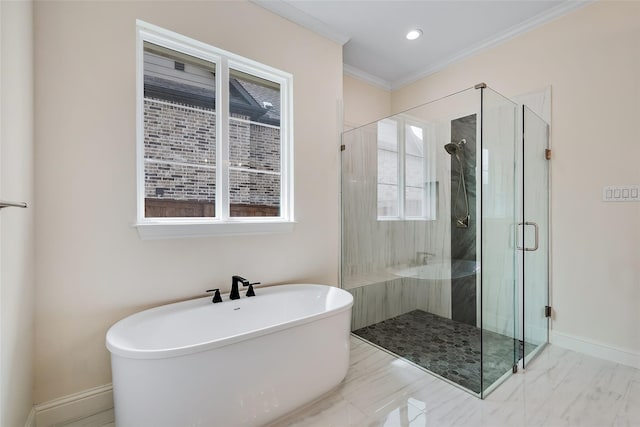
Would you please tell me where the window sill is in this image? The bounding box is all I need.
[134,220,296,240]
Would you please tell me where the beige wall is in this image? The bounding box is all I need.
[1,1,36,425]
[34,1,342,403]
[343,73,391,128]
[390,2,640,353]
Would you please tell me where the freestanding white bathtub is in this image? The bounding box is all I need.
[106,284,353,427]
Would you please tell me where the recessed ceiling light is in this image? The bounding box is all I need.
[406,29,423,41]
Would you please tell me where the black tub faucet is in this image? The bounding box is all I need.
[230,275,249,300]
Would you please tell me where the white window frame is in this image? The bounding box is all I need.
[377,116,435,221]
[134,21,294,239]
[376,118,401,219]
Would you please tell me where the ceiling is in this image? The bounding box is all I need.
[253,0,588,90]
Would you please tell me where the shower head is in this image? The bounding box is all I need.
[444,139,466,156]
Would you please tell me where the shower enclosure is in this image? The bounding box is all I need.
[340,84,549,397]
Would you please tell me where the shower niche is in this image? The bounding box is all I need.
[341,84,550,397]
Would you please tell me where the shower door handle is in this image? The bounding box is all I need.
[528,222,539,251]
[516,222,539,251]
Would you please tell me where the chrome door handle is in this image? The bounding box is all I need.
[517,221,539,251]
[528,222,539,251]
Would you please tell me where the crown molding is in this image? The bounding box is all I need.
[343,64,392,91]
[250,0,350,46]
[392,0,593,90]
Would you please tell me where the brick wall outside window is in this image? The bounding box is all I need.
[144,97,281,214]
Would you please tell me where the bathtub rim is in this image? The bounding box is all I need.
[106,283,353,360]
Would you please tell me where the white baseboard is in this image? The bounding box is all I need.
[24,407,36,427]
[551,330,640,369]
[34,384,113,427]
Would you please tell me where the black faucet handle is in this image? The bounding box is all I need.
[243,281,261,287]
[206,288,223,303]
[244,282,260,297]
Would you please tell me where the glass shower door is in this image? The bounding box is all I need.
[521,106,550,366]
[479,87,518,397]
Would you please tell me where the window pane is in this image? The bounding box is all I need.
[405,125,423,156]
[229,69,280,126]
[229,69,281,217]
[378,184,399,217]
[144,42,216,109]
[405,155,424,187]
[378,119,398,151]
[378,150,399,185]
[144,100,215,166]
[143,42,216,217]
[405,186,423,217]
[229,169,280,217]
[144,162,215,217]
[229,119,280,172]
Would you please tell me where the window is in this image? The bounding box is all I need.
[377,117,436,220]
[135,21,293,238]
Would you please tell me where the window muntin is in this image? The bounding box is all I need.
[136,22,293,232]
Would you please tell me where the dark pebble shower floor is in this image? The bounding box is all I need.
[353,309,529,394]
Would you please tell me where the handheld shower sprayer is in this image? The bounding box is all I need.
[444,139,470,228]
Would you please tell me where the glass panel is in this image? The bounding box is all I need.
[341,121,379,289]
[405,125,424,156]
[228,118,280,172]
[378,118,398,150]
[144,162,215,218]
[143,42,216,218]
[343,87,497,396]
[229,169,280,217]
[143,99,216,166]
[229,69,281,217]
[522,106,550,365]
[480,87,518,397]
[229,69,280,126]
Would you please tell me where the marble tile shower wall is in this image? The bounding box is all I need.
[341,121,454,330]
[348,278,451,330]
[450,114,478,327]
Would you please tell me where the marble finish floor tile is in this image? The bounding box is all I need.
[353,309,534,394]
[270,337,640,427]
[63,337,640,427]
